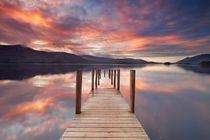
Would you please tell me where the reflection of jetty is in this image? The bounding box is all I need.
[60,69,150,140]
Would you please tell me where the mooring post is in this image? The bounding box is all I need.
[130,70,135,113]
[99,70,101,79]
[76,70,82,114]
[98,69,100,85]
[104,69,105,77]
[114,69,116,88]
[117,69,120,91]
[111,70,113,85]
[91,69,94,91]
[95,69,98,88]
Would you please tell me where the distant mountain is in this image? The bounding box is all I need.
[81,55,150,64]
[0,44,151,64]
[0,45,88,63]
[81,55,115,63]
[177,54,210,64]
[0,64,148,80]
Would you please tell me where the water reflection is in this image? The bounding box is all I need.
[0,72,91,140]
[120,65,210,140]
[177,64,210,74]
[0,64,210,140]
[0,63,147,80]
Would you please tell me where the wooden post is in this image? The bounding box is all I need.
[104,69,105,77]
[99,70,101,79]
[111,70,113,85]
[95,70,98,88]
[130,70,135,113]
[76,70,82,114]
[109,70,110,79]
[98,70,100,85]
[91,69,94,91]
[114,69,116,88]
[117,69,120,91]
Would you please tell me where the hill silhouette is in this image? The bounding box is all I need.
[0,45,88,63]
[177,54,210,64]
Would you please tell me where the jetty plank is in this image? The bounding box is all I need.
[60,88,149,140]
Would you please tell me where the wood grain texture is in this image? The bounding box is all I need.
[130,70,135,113]
[114,69,116,88]
[60,88,149,140]
[95,70,98,88]
[75,70,82,114]
[117,69,120,91]
[91,69,94,91]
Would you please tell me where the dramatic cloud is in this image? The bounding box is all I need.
[0,0,210,62]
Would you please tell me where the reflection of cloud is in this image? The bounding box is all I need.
[0,80,14,85]
[32,80,49,87]
[0,71,92,140]
[120,65,210,99]
[0,66,210,140]
[31,74,75,87]
[135,76,210,95]
[59,121,71,130]
[136,78,177,93]
[118,66,210,140]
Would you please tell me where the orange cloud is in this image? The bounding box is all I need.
[0,3,51,28]
[130,35,181,50]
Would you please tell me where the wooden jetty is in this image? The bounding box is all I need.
[60,69,150,140]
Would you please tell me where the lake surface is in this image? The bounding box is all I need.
[0,64,210,140]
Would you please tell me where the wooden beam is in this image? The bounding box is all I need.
[76,70,82,114]
[91,69,94,91]
[111,70,113,85]
[114,69,116,88]
[130,70,135,113]
[117,69,120,91]
[104,69,105,77]
[95,70,98,88]
[98,70,100,85]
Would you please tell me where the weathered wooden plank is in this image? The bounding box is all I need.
[74,115,137,118]
[60,88,150,140]
[76,113,136,116]
[68,123,142,128]
[72,117,139,120]
[82,107,128,109]
[62,131,147,137]
[69,120,140,124]
[60,136,148,140]
[65,127,145,132]
[81,109,130,112]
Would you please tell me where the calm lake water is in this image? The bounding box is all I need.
[0,64,210,140]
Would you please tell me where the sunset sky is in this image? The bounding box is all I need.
[0,0,210,62]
